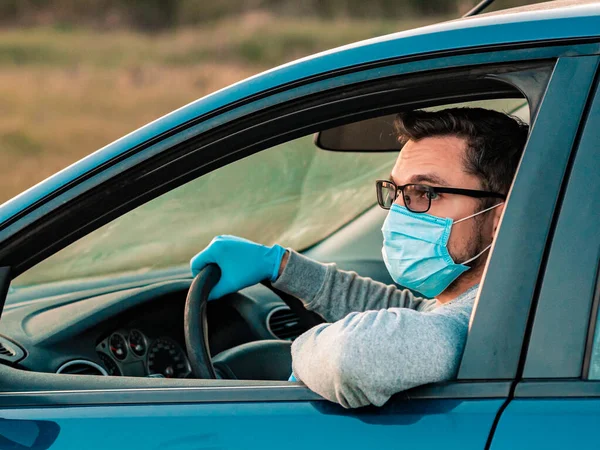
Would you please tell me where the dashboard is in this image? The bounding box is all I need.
[0,207,392,382]
[0,279,305,379]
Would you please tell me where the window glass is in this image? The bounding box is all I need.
[12,136,396,288]
[10,97,529,292]
[4,96,532,383]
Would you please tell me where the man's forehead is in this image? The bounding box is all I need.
[391,135,472,187]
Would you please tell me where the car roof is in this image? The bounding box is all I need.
[473,0,599,17]
[2,0,600,225]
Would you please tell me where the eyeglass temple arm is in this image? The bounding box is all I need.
[432,186,506,200]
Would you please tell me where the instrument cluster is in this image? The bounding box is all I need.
[96,329,192,378]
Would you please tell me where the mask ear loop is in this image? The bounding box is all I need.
[455,202,504,265]
[454,201,504,224]
[460,243,492,265]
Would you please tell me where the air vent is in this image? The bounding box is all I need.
[268,307,304,340]
[0,335,25,363]
[56,360,108,376]
[0,342,14,357]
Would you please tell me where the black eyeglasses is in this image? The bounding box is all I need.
[375,180,506,213]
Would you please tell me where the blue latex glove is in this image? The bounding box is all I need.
[190,235,286,301]
[289,372,298,382]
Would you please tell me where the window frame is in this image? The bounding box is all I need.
[0,44,596,405]
[459,55,600,381]
[520,58,600,387]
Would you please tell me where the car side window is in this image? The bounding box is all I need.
[10,136,396,290]
[2,81,536,386]
[10,98,528,293]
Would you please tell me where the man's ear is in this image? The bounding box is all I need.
[491,203,505,237]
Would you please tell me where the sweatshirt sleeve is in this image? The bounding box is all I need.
[290,302,472,408]
[272,250,429,322]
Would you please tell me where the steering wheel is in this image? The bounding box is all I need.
[184,264,221,379]
[184,263,326,379]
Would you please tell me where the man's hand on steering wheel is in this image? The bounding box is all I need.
[187,235,322,380]
[190,235,287,300]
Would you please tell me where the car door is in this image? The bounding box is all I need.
[488,61,600,450]
[0,49,596,450]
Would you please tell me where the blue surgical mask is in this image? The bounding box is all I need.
[381,203,503,298]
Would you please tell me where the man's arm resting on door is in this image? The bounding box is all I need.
[290,303,472,408]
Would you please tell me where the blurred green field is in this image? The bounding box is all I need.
[0,13,444,203]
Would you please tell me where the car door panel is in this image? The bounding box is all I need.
[489,398,600,450]
[0,418,60,450]
[0,397,504,450]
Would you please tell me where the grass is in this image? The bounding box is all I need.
[0,13,446,203]
[0,14,439,68]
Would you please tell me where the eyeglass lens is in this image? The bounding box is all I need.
[377,181,431,212]
[402,184,431,212]
[378,181,396,209]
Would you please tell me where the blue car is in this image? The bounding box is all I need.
[1,1,600,448]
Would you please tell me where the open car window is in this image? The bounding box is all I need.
[2,94,532,384]
[9,97,528,296]
[10,139,396,290]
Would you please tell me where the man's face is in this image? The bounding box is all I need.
[390,135,500,268]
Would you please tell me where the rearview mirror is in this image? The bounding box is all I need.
[314,97,530,152]
[315,114,401,152]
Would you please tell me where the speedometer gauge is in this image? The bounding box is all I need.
[147,338,191,378]
[128,329,147,356]
[109,333,127,360]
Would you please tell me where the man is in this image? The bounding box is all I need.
[190,107,528,408]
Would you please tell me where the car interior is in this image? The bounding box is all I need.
[0,65,537,390]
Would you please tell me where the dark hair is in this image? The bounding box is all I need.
[394,107,529,196]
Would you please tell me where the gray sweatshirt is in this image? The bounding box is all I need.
[272,250,478,409]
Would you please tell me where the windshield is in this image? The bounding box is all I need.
[12,135,396,288]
